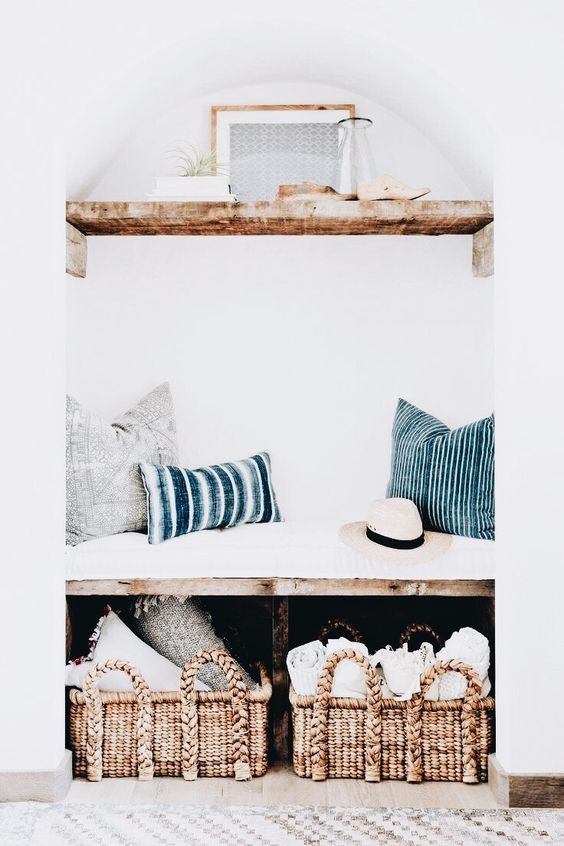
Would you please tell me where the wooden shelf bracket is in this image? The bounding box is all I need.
[66,222,87,278]
[472,222,494,278]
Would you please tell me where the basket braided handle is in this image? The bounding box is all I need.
[399,622,442,651]
[319,618,365,645]
[82,659,154,783]
[310,649,382,782]
[180,649,251,782]
[406,659,482,784]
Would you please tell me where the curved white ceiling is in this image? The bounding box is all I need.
[67,18,493,199]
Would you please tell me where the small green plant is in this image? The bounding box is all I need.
[167,142,227,177]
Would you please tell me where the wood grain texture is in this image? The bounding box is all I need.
[272,597,290,761]
[489,755,564,808]
[65,577,494,597]
[472,222,494,277]
[66,199,493,237]
[276,182,355,201]
[66,600,73,661]
[65,762,499,808]
[210,103,355,153]
[66,221,87,277]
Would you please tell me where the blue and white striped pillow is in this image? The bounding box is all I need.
[387,399,494,540]
[139,451,282,544]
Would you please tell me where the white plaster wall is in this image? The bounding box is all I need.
[66,10,494,201]
[0,6,65,773]
[493,4,564,775]
[88,83,473,201]
[65,2,564,778]
[67,83,493,524]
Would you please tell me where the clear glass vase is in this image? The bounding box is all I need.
[334,117,377,196]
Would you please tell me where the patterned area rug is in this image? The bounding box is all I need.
[1,804,563,846]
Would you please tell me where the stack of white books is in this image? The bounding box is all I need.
[147,176,235,202]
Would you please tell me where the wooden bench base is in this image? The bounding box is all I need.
[66,577,494,597]
[66,577,494,761]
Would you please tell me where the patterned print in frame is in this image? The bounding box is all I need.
[230,123,337,201]
[211,104,355,201]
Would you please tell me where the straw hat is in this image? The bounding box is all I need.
[339,497,452,564]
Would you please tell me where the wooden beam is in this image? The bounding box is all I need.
[66,221,87,278]
[65,600,73,661]
[271,596,290,761]
[66,199,493,238]
[65,577,494,598]
[489,755,564,808]
[472,221,494,277]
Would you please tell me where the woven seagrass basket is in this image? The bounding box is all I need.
[69,649,271,781]
[318,617,365,645]
[290,648,494,783]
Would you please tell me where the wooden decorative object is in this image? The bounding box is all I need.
[276,182,355,201]
[357,175,431,201]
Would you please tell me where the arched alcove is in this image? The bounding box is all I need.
[67,21,492,200]
[66,52,494,524]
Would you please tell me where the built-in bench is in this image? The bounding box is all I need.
[65,521,495,758]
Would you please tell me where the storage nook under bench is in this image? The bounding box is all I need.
[65,522,495,781]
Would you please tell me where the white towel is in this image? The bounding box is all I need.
[373,643,435,701]
[371,664,394,699]
[434,627,491,700]
[286,640,326,696]
[434,671,492,700]
[326,637,370,697]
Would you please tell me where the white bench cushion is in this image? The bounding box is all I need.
[65,521,494,581]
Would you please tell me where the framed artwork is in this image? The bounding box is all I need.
[211,104,356,201]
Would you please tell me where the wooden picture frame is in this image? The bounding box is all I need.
[211,104,356,153]
[210,104,356,200]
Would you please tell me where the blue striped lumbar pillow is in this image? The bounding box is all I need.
[139,451,282,544]
[386,399,494,540]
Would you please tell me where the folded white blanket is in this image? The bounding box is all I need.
[286,640,326,696]
[287,638,372,698]
[373,642,435,701]
[433,627,491,700]
[287,627,492,701]
[326,637,370,698]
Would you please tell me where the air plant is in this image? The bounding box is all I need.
[167,142,228,177]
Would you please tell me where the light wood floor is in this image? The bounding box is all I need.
[65,763,499,809]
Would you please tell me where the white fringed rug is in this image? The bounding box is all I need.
[1,803,563,846]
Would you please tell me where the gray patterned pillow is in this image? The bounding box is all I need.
[131,596,258,691]
[66,383,178,545]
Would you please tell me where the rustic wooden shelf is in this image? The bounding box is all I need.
[67,199,492,236]
[65,576,494,598]
[66,199,494,278]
